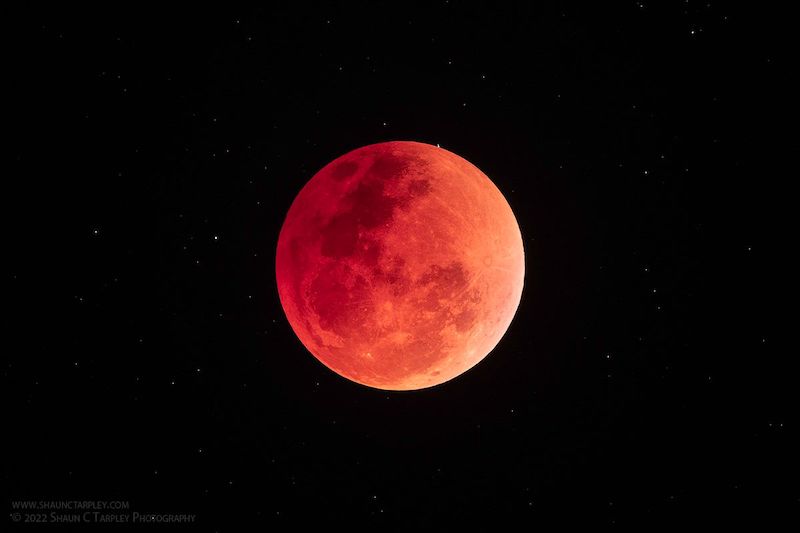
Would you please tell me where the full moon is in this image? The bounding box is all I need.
[276,141,524,390]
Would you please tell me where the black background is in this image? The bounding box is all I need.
[6,2,794,529]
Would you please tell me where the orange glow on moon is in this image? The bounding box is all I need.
[276,141,524,390]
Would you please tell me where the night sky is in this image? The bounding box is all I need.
[6,2,794,530]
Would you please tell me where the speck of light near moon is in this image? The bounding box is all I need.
[276,141,524,390]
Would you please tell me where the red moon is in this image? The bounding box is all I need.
[276,141,524,390]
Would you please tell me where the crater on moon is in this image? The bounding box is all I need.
[276,141,524,390]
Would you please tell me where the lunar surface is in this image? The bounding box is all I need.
[276,141,524,390]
